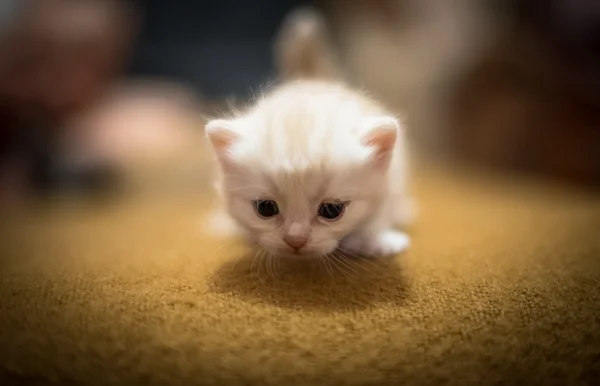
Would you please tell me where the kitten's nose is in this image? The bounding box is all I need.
[283,222,309,250]
[284,234,308,250]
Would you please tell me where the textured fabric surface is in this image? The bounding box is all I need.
[1,154,599,385]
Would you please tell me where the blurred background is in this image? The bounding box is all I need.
[2,3,600,384]
[0,0,599,201]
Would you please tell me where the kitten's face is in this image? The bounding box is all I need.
[205,105,398,258]
[221,160,388,258]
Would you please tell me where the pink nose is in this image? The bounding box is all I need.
[283,234,308,250]
[284,222,310,250]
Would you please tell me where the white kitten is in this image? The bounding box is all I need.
[205,79,413,258]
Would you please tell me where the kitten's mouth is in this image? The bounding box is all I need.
[277,249,317,258]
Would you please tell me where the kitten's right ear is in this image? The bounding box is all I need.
[205,119,241,167]
[205,119,239,151]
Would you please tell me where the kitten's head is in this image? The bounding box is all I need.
[205,104,399,258]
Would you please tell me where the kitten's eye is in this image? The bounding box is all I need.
[254,200,279,218]
[318,202,346,221]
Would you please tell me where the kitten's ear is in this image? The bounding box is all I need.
[205,119,241,167]
[360,116,399,168]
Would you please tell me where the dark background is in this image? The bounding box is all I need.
[128,0,309,100]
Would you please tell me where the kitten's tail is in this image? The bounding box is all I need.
[274,6,343,81]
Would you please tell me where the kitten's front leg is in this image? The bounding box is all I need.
[203,209,241,238]
[340,228,410,258]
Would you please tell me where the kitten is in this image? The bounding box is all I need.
[205,79,413,258]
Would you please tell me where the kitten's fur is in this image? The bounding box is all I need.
[205,80,413,258]
[204,7,413,258]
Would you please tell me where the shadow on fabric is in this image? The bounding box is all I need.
[208,251,411,312]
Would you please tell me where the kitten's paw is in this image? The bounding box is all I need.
[372,230,410,257]
[340,230,410,257]
[202,210,240,238]
[394,198,418,227]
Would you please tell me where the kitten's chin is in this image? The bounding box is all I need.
[272,249,319,259]
[270,245,337,259]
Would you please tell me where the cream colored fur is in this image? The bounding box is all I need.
[205,80,412,258]
[203,7,414,258]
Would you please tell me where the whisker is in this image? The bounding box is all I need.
[274,251,281,272]
[336,248,379,273]
[339,247,389,275]
[264,251,272,280]
[324,254,342,277]
[320,254,334,278]
[229,246,254,272]
[330,251,360,278]
[328,252,355,279]
[266,252,277,281]
[258,249,268,277]
[250,248,261,276]
[214,239,237,255]
[338,246,379,260]
[325,254,337,278]
[267,251,281,281]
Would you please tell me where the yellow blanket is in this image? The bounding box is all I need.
[1,158,599,385]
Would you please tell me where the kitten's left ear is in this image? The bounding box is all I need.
[205,119,241,168]
[360,116,399,168]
